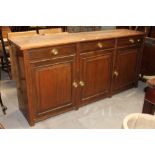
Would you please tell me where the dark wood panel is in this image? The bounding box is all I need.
[29,44,76,60]
[29,47,77,119]
[35,63,73,114]
[117,36,143,47]
[149,27,155,38]
[15,52,29,120]
[140,38,155,76]
[113,48,139,91]
[79,52,112,105]
[79,39,115,53]
[142,87,155,114]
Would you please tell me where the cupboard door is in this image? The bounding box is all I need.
[30,56,77,118]
[79,52,112,105]
[112,47,139,92]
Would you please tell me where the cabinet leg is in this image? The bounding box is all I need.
[28,119,35,126]
[0,94,7,115]
[134,82,138,88]
[74,106,79,110]
[142,100,154,115]
[108,93,112,98]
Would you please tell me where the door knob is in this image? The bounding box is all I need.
[51,48,59,55]
[114,71,119,77]
[79,81,85,87]
[73,82,78,88]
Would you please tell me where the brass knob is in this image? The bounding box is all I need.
[114,71,119,77]
[129,39,134,44]
[51,48,58,55]
[97,42,103,48]
[73,82,78,88]
[137,39,141,42]
[79,81,85,87]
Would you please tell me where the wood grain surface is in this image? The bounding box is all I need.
[9,29,144,50]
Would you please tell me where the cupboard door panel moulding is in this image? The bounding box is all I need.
[35,64,73,114]
[112,48,139,92]
[79,52,113,106]
[30,53,77,121]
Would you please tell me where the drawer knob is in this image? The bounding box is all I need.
[51,48,59,55]
[73,82,78,88]
[97,42,103,48]
[137,39,141,42]
[129,39,134,44]
[114,71,119,77]
[79,81,85,87]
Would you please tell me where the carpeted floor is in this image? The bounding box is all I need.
[0,71,146,129]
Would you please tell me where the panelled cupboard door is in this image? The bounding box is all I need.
[112,47,139,91]
[79,51,113,105]
[30,56,77,118]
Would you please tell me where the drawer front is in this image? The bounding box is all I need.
[117,36,143,47]
[79,39,115,53]
[28,44,76,60]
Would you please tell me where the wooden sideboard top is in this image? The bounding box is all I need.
[9,29,144,50]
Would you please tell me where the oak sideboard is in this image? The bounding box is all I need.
[9,29,145,126]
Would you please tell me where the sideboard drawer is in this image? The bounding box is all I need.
[117,36,143,47]
[79,39,115,53]
[28,44,76,60]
